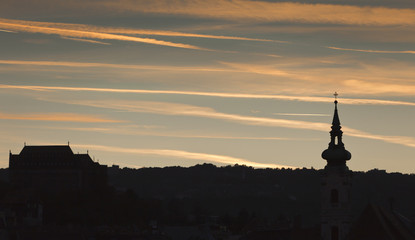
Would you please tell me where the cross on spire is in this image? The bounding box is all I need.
[334,92,338,101]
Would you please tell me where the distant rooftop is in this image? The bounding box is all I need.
[10,144,94,165]
[19,145,73,155]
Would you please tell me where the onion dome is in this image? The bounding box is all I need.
[322,93,351,166]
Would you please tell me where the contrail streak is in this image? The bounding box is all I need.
[2,84,415,106]
[0,18,204,50]
[0,112,122,123]
[60,99,415,150]
[327,46,415,54]
[0,60,235,72]
[0,17,278,42]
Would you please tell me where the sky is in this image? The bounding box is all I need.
[0,0,415,173]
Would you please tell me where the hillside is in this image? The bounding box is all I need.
[107,164,415,227]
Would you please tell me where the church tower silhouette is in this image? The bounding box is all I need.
[321,93,352,240]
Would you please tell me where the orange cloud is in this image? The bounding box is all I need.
[327,46,415,54]
[103,29,279,42]
[0,17,277,49]
[0,112,122,123]
[98,0,415,26]
[26,19,277,42]
[218,60,415,96]
[4,1,415,26]
[73,144,296,169]
[343,80,415,95]
[0,18,204,50]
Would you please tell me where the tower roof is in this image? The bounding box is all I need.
[321,93,351,166]
[332,100,340,127]
[10,145,96,167]
[20,145,73,156]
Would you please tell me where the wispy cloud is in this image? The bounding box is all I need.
[57,100,332,132]
[30,125,314,141]
[0,17,278,50]
[273,113,330,117]
[327,46,415,54]
[54,99,415,149]
[107,29,276,42]
[61,36,111,45]
[0,60,236,73]
[219,61,294,78]
[97,0,415,26]
[0,29,16,33]
[73,144,296,169]
[343,80,415,95]
[344,128,415,148]
[0,18,204,50]
[4,0,415,27]
[36,20,278,42]
[0,112,122,123]
[215,61,415,97]
[2,83,415,106]
[2,58,415,97]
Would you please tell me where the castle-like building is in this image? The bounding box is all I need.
[9,145,107,192]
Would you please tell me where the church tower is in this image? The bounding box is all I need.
[321,93,352,240]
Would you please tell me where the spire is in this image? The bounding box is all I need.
[330,95,343,148]
[322,92,351,166]
[332,92,340,128]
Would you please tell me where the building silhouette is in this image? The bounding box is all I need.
[9,144,107,192]
[321,96,352,240]
[320,96,415,240]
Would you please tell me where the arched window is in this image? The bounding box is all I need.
[331,226,339,240]
[331,189,339,204]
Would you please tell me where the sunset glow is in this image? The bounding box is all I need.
[1,0,415,173]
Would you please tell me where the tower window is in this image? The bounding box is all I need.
[331,189,339,204]
[331,226,339,240]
